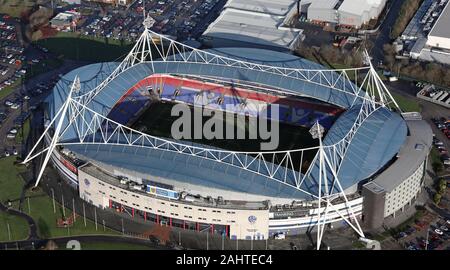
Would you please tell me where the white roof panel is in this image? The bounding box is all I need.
[338,0,384,16]
[203,9,301,47]
[309,0,338,10]
[429,0,450,39]
[225,0,297,16]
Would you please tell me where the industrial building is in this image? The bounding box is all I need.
[50,11,80,31]
[401,0,450,65]
[202,0,303,51]
[427,4,450,50]
[304,0,387,28]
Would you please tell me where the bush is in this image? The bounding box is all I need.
[430,148,444,173]
[433,193,442,205]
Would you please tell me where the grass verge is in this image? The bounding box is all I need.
[391,92,421,112]
[0,156,27,203]
[0,211,29,241]
[35,32,133,62]
[24,187,120,239]
[0,77,22,100]
[62,241,154,250]
[15,117,31,144]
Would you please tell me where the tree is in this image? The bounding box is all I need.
[383,44,396,69]
[439,179,447,189]
[443,69,450,86]
[42,240,58,250]
[433,193,442,205]
[438,179,447,195]
[432,161,443,173]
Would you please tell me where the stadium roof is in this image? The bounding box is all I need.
[303,104,407,195]
[50,48,364,142]
[66,143,311,201]
[203,8,301,49]
[48,48,407,200]
[429,0,450,39]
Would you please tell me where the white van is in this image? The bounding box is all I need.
[274,233,286,240]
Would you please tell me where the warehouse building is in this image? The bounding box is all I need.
[426,0,450,50]
[202,0,304,51]
[401,0,450,65]
[306,0,387,28]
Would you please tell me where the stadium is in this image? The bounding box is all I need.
[25,16,432,249]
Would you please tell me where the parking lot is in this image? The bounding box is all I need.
[50,0,226,43]
[395,214,450,250]
[0,14,25,95]
[431,117,450,167]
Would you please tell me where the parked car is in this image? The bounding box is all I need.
[435,228,443,235]
[4,100,13,106]
[149,235,160,245]
[274,232,286,240]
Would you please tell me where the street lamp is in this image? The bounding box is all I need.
[425,226,430,250]
[309,121,325,250]
[309,121,325,141]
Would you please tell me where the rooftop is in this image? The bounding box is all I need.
[224,0,296,16]
[79,162,269,210]
[309,0,338,10]
[363,181,386,194]
[203,8,302,48]
[338,0,384,15]
[429,0,450,39]
[372,119,433,192]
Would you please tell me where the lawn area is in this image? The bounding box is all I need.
[1,155,120,240]
[0,77,22,100]
[390,92,421,112]
[35,32,134,62]
[62,240,154,250]
[24,187,120,239]
[0,156,27,203]
[0,0,35,18]
[15,117,31,144]
[0,156,29,242]
[0,211,29,241]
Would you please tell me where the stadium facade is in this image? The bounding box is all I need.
[25,17,431,249]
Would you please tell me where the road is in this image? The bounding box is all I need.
[369,0,404,64]
[0,201,38,241]
[0,234,165,250]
